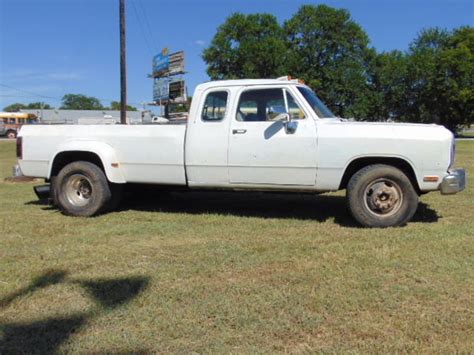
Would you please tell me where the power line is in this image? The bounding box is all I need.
[0,94,59,99]
[136,0,158,52]
[131,0,154,56]
[0,84,142,106]
[0,83,61,100]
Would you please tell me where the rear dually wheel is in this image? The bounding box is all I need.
[55,161,112,217]
[6,130,17,139]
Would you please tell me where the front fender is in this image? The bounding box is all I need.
[339,154,421,190]
[48,140,126,183]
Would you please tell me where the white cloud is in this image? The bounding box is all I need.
[195,40,206,47]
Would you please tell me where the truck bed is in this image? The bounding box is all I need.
[19,124,187,185]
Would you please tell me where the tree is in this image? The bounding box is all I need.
[3,103,26,112]
[442,27,474,131]
[203,13,287,79]
[170,96,192,113]
[26,102,53,110]
[404,27,474,132]
[203,6,375,118]
[60,94,104,110]
[109,101,137,111]
[367,50,409,121]
[3,102,53,112]
[202,5,473,131]
[284,5,374,119]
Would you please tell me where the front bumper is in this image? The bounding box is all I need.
[440,168,466,195]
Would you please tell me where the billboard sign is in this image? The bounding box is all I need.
[169,79,186,101]
[152,48,170,76]
[151,48,186,104]
[152,49,185,77]
[167,51,185,75]
[153,78,187,103]
[153,78,170,101]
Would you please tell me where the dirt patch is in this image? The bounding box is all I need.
[4,176,41,183]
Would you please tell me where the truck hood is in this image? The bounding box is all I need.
[327,117,438,128]
[321,118,453,141]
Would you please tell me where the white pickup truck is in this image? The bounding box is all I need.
[16,77,466,227]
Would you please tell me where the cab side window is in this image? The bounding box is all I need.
[286,90,306,120]
[202,91,228,121]
[236,88,306,121]
[236,89,284,122]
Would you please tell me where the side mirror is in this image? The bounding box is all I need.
[273,113,290,122]
[274,113,297,134]
[269,113,297,134]
[284,120,298,134]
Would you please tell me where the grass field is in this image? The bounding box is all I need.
[0,140,473,353]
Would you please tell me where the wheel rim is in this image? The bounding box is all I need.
[65,174,93,207]
[7,132,16,139]
[364,178,403,217]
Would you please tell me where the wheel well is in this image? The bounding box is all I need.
[50,151,105,178]
[339,157,420,193]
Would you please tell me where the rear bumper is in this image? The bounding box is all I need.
[440,168,466,195]
[12,164,23,177]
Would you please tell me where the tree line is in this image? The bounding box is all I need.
[203,4,473,132]
[3,94,137,112]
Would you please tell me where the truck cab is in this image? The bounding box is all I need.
[185,79,323,188]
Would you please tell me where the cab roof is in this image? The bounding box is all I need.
[195,78,303,91]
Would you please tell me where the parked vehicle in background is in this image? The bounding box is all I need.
[0,112,38,139]
[0,122,6,137]
[151,112,188,123]
[15,77,466,227]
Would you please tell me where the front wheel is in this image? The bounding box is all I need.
[55,161,112,217]
[347,164,419,228]
[6,130,17,139]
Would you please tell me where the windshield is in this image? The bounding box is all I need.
[297,86,335,118]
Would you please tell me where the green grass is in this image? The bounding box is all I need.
[0,139,473,353]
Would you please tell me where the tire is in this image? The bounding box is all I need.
[49,176,58,206]
[6,130,17,139]
[106,183,124,212]
[347,164,419,228]
[55,161,112,217]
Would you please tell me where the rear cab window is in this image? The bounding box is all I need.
[201,91,228,121]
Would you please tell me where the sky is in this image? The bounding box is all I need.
[0,0,472,112]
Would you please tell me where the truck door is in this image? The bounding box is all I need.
[228,87,317,186]
[185,89,231,186]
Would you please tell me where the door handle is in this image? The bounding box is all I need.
[232,129,247,134]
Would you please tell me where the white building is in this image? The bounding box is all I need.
[21,109,153,124]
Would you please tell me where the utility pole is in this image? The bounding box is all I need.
[119,0,127,124]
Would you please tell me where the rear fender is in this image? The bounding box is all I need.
[48,140,126,183]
